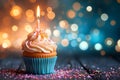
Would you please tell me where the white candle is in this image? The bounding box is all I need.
[36,6,40,31]
[37,18,40,31]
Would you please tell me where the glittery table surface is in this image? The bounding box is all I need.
[0,54,120,80]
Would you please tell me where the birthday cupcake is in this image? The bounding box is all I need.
[22,29,57,74]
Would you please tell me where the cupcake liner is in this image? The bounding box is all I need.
[23,56,57,75]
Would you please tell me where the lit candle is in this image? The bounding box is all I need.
[36,5,40,31]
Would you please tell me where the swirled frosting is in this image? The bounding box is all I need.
[22,30,57,53]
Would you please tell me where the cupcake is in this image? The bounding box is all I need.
[22,29,57,74]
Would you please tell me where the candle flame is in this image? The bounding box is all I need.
[37,5,40,18]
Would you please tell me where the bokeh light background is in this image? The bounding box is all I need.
[0,0,120,56]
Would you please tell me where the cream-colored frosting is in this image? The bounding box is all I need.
[22,30,57,53]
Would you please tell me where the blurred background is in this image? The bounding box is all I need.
[1,1,120,79]
[0,0,120,57]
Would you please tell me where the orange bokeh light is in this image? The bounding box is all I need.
[26,9,34,18]
[73,2,81,11]
[24,24,33,33]
[25,9,35,22]
[2,39,11,48]
[2,33,8,39]
[12,25,18,31]
[67,10,76,19]
[47,12,55,20]
[115,45,120,52]
[117,0,120,3]
[10,5,22,19]
[61,39,69,47]
[110,20,116,26]
[59,20,69,29]
[47,7,52,13]
[100,50,106,56]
